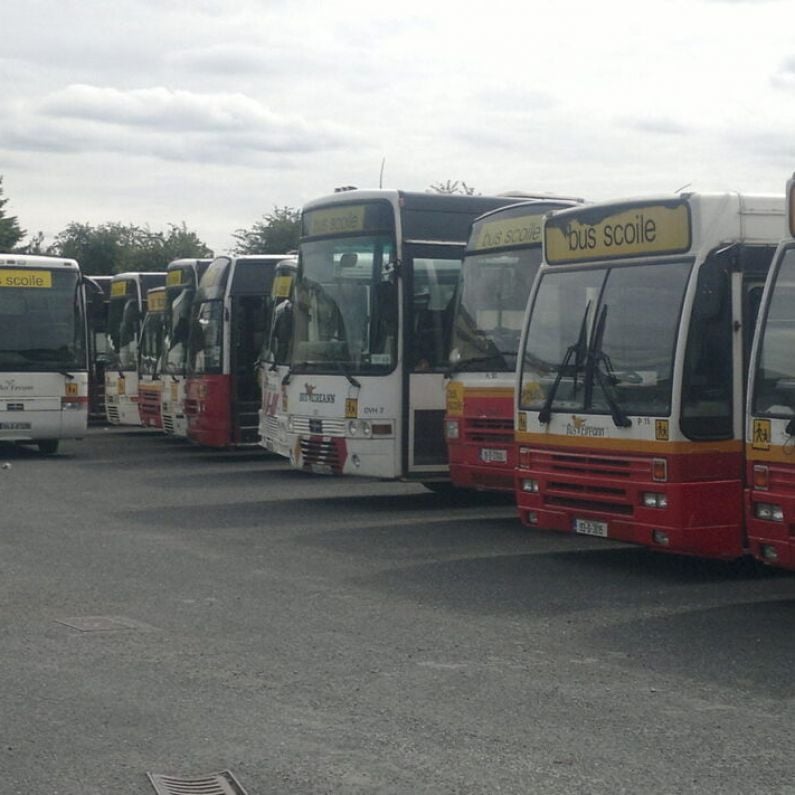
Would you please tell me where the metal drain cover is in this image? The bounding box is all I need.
[147,770,248,795]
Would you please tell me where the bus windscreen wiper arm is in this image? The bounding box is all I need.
[538,301,591,424]
[587,305,632,428]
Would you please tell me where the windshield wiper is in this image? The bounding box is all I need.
[586,305,632,428]
[538,301,591,424]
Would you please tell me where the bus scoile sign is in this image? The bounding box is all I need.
[305,205,367,237]
[545,200,692,264]
[0,269,53,288]
[469,212,545,251]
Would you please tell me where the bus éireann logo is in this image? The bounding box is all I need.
[566,415,606,438]
[299,383,336,404]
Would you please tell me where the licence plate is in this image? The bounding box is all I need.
[573,517,608,537]
[480,447,508,464]
[0,422,31,430]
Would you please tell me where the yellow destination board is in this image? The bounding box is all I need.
[272,274,294,298]
[147,290,166,312]
[545,202,691,265]
[111,280,131,297]
[0,269,52,288]
[471,214,544,251]
[306,205,366,237]
[166,269,184,287]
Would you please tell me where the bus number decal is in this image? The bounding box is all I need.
[0,269,52,289]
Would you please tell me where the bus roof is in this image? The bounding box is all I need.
[0,254,79,270]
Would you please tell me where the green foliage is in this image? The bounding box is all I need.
[50,221,213,275]
[232,206,300,255]
[428,180,478,196]
[0,176,26,252]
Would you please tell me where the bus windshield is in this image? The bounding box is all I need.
[753,246,795,417]
[107,295,141,372]
[0,269,85,371]
[139,311,165,378]
[293,235,397,374]
[188,299,224,375]
[450,248,541,372]
[163,287,194,376]
[520,260,691,417]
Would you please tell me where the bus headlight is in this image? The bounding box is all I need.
[445,419,460,440]
[642,492,668,509]
[347,420,372,437]
[755,502,784,522]
[522,479,539,493]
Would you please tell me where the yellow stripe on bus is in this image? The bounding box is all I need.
[515,430,742,455]
[746,444,795,463]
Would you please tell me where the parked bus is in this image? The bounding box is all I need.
[0,254,90,454]
[185,254,290,447]
[104,271,166,425]
[283,189,523,482]
[257,258,298,457]
[85,275,111,422]
[445,199,581,492]
[160,258,211,436]
[746,176,795,568]
[137,286,167,429]
[515,193,783,560]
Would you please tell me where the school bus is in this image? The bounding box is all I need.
[516,193,783,559]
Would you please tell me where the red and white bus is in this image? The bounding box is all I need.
[104,271,166,425]
[257,258,297,458]
[746,176,795,568]
[159,258,211,436]
[516,193,782,560]
[0,254,90,454]
[137,286,166,429]
[185,254,290,447]
[445,199,580,492]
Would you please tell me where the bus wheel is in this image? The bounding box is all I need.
[37,440,59,455]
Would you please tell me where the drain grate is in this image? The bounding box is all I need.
[147,770,248,795]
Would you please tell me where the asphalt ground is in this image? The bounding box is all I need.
[1,427,795,794]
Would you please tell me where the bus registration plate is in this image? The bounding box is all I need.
[480,447,507,464]
[0,422,31,430]
[573,518,608,538]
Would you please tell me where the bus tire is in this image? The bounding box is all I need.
[37,439,59,455]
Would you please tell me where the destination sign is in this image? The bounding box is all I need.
[305,205,367,237]
[470,213,544,251]
[147,290,166,312]
[545,201,691,265]
[0,269,52,288]
[111,280,133,297]
[166,269,184,286]
[272,274,294,298]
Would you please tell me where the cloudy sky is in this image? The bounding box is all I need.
[1,0,793,254]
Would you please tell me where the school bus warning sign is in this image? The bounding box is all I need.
[752,418,771,450]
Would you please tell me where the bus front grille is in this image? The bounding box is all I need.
[291,417,346,436]
[465,416,513,444]
[300,436,344,474]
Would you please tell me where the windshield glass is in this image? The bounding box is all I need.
[0,269,85,371]
[293,235,396,374]
[520,261,691,417]
[139,311,165,377]
[188,299,223,375]
[450,248,540,372]
[753,246,795,417]
[107,295,142,372]
[163,287,195,376]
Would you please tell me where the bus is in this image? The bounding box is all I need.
[445,199,581,492]
[515,192,783,560]
[257,258,298,457]
[105,271,166,425]
[137,286,167,429]
[159,258,211,437]
[746,176,795,568]
[0,254,90,454]
[85,275,111,422]
[283,189,524,482]
[185,254,291,448]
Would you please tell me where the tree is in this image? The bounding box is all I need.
[0,176,26,251]
[232,206,300,255]
[428,180,478,196]
[50,221,213,275]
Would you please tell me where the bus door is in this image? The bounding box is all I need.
[231,293,268,444]
[404,245,463,478]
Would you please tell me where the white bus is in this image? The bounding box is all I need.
[0,254,90,454]
[104,271,166,425]
[283,189,523,483]
[257,258,297,457]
